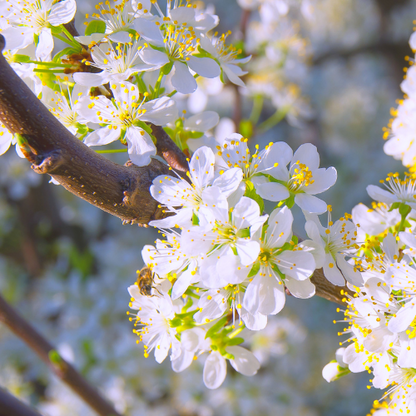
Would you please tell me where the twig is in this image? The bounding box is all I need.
[0,292,122,416]
[0,387,44,416]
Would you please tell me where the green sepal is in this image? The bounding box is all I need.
[248,261,260,278]
[133,120,153,136]
[237,228,250,239]
[291,235,299,245]
[192,212,199,226]
[85,20,106,36]
[50,25,63,36]
[161,62,173,75]
[283,194,295,209]
[389,202,401,211]
[206,316,228,339]
[12,54,30,63]
[14,133,28,147]
[244,180,265,213]
[76,123,89,135]
[231,245,238,256]
[226,337,244,346]
[399,203,411,218]
[270,262,285,280]
[187,131,204,139]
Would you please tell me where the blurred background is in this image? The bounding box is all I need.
[1,0,415,415]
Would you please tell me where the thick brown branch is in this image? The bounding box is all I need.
[0,387,44,416]
[0,34,173,226]
[310,268,353,305]
[0,292,122,416]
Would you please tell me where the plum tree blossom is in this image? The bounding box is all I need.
[4,0,416,412]
[78,81,177,166]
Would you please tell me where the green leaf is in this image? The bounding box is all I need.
[85,20,106,36]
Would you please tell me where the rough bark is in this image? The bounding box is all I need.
[0,34,170,226]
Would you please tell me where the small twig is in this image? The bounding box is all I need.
[0,387,44,416]
[151,124,189,172]
[0,292,122,416]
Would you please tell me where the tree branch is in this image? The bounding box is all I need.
[0,34,171,226]
[0,292,122,416]
[310,268,353,305]
[0,387,44,416]
[0,35,353,305]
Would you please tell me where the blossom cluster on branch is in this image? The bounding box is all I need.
[2,0,416,413]
[322,31,416,415]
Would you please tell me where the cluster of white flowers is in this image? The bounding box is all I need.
[383,29,416,167]
[0,0,250,165]
[6,0,416,408]
[127,135,341,388]
[322,31,416,415]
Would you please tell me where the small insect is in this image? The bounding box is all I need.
[136,266,158,296]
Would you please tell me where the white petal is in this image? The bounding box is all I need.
[243,273,286,315]
[285,277,315,299]
[336,254,363,286]
[323,254,345,286]
[84,127,120,146]
[305,167,337,194]
[187,56,221,78]
[141,96,178,125]
[139,47,170,67]
[203,351,227,389]
[185,111,219,132]
[171,61,197,94]
[48,0,76,26]
[36,28,54,60]
[239,308,267,331]
[278,250,315,281]
[292,143,319,170]
[253,179,290,202]
[266,206,293,247]
[295,193,327,214]
[73,72,106,87]
[126,128,156,166]
[134,17,165,46]
[171,349,194,373]
[189,146,215,189]
[366,185,397,204]
[227,346,260,376]
[388,302,416,333]
[212,168,243,197]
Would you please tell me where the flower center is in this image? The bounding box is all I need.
[289,162,314,192]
